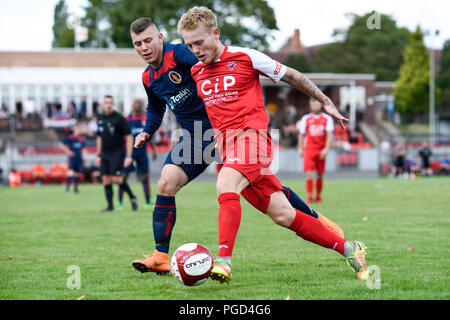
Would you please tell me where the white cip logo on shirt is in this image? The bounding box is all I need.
[200,75,235,95]
[309,124,325,136]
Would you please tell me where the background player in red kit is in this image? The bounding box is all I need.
[297,97,334,203]
[178,6,369,284]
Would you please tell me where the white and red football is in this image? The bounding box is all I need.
[170,243,214,286]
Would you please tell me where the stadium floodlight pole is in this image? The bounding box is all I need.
[428,29,439,147]
[349,80,357,131]
[429,41,435,146]
[67,14,82,51]
[75,36,80,51]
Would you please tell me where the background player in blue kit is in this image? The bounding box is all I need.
[118,99,157,210]
[59,123,86,193]
[129,17,343,275]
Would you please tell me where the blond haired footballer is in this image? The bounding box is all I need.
[177,6,369,284]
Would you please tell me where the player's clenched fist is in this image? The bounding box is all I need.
[135,132,150,149]
[124,156,133,168]
[95,155,101,167]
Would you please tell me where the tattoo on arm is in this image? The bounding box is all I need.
[282,67,342,114]
[282,67,327,103]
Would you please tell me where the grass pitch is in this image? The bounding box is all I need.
[0,177,449,300]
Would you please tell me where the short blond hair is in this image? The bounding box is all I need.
[177,6,217,34]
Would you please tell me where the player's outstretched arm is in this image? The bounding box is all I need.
[58,142,74,157]
[148,138,157,160]
[82,148,88,165]
[297,133,304,157]
[95,136,102,167]
[124,134,134,167]
[139,89,166,148]
[135,132,150,149]
[281,67,349,128]
[320,131,333,159]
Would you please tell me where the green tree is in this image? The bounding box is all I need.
[313,42,355,74]
[394,27,430,116]
[52,0,75,48]
[438,39,450,110]
[82,0,278,50]
[284,53,312,72]
[80,0,114,48]
[314,12,410,81]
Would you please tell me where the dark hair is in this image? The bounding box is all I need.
[130,17,154,34]
[104,95,114,100]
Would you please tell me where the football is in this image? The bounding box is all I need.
[170,243,214,286]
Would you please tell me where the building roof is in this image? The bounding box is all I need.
[269,29,443,76]
[260,73,376,87]
[0,67,144,85]
[0,49,146,68]
[269,29,332,63]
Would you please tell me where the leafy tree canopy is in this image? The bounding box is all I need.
[80,0,278,50]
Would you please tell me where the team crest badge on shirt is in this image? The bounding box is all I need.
[227,61,237,71]
[168,70,182,84]
[274,62,282,75]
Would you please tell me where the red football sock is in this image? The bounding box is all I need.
[306,179,313,199]
[217,192,242,257]
[289,209,345,254]
[315,178,323,199]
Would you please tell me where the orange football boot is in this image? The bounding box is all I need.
[317,213,345,238]
[132,249,170,275]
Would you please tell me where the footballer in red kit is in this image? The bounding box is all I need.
[297,98,334,203]
[192,45,285,189]
[178,6,369,284]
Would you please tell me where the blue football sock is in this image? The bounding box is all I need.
[104,184,113,209]
[74,176,79,191]
[282,185,318,218]
[153,194,176,253]
[118,185,124,204]
[142,179,150,204]
[66,177,72,191]
[119,181,135,199]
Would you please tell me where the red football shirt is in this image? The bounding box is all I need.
[191,46,286,133]
[296,112,334,150]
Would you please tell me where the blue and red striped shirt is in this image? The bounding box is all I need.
[126,113,147,156]
[62,134,85,160]
[142,43,212,138]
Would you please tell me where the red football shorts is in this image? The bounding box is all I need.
[303,148,326,174]
[216,129,282,214]
[217,163,282,214]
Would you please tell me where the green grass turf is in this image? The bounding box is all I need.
[0,177,449,300]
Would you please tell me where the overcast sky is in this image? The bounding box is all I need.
[0,0,448,52]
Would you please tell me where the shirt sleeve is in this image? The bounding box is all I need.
[96,117,102,136]
[120,115,131,135]
[246,48,287,83]
[297,117,306,134]
[173,44,199,67]
[325,115,334,131]
[143,86,167,138]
